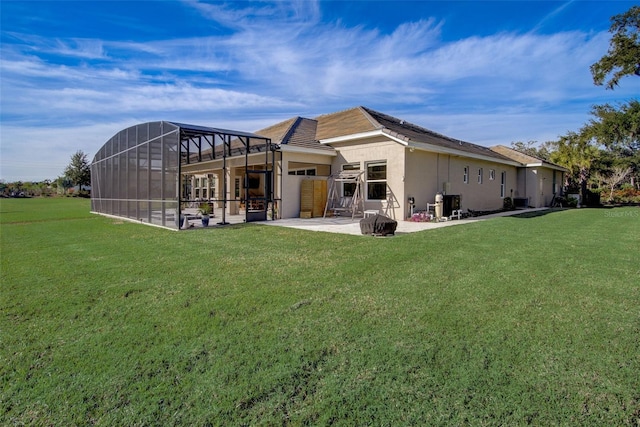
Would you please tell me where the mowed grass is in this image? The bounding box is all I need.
[1,198,639,426]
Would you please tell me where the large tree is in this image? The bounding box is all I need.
[590,5,640,89]
[588,100,640,152]
[549,130,599,202]
[64,150,91,192]
[587,100,640,187]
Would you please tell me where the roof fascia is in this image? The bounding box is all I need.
[524,162,568,172]
[279,145,337,156]
[319,129,387,145]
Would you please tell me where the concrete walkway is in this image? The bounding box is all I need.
[259,208,550,236]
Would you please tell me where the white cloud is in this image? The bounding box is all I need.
[2,0,640,182]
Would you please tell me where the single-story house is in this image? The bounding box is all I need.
[90,106,567,229]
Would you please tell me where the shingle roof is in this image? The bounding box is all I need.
[335,106,516,163]
[491,145,567,170]
[255,117,334,152]
[315,106,381,140]
[362,107,511,161]
[254,117,298,143]
[253,106,562,167]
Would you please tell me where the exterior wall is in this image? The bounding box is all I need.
[404,150,440,215]
[406,150,518,213]
[448,157,517,211]
[328,138,521,219]
[279,151,333,219]
[330,137,405,219]
[524,167,558,208]
[507,167,564,208]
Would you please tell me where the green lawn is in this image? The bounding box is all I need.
[1,198,639,426]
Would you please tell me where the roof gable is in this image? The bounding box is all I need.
[315,106,380,140]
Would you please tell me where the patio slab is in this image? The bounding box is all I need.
[259,208,550,236]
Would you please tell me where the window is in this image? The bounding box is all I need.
[288,168,316,176]
[342,163,360,197]
[489,169,495,180]
[366,161,387,200]
[500,171,506,198]
[463,166,469,184]
[478,168,483,184]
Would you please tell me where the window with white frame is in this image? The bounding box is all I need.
[463,166,469,184]
[478,168,483,184]
[489,169,495,180]
[500,171,506,198]
[366,161,387,200]
[342,163,360,197]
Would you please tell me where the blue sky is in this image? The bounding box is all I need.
[1,0,638,182]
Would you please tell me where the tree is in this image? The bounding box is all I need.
[549,130,599,202]
[586,100,640,188]
[593,166,632,202]
[510,140,552,161]
[63,150,91,192]
[588,100,640,152]
[590,6,640,89]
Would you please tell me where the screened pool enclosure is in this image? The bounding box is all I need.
[91,121,275,230]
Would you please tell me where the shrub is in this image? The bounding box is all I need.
[611,187,640,204]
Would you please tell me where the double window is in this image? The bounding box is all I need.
[366,161,387,200]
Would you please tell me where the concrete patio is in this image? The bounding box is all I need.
[259,208,550,236]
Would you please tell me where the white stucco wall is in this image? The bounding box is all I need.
[330,137,405,219]
[405,150,518,213]
[279,151,333,219]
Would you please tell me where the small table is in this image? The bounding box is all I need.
[364,210,379,218]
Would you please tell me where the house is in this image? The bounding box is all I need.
[490,145,567,208]
[90,106,567,229]
[251,106,566,219]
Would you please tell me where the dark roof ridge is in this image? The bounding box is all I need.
[280,116,304,145]
[361,106,473,146]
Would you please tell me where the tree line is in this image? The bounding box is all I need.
[1,150,90,198]
[511,6,639,205]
